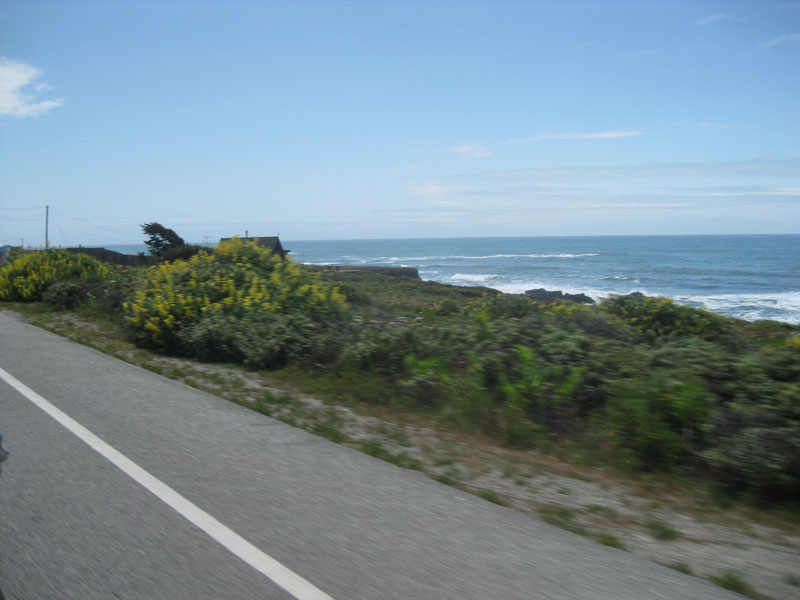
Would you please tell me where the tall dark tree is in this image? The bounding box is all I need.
[141,222,185,256]
[141,222,201,261]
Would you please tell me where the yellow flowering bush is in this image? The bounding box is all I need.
[601,294,728,340]
[0,249,110,302]
[124,237,346,352]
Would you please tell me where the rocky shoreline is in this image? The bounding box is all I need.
[523,287,596,304]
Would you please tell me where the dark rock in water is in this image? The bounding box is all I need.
[566,292,595,304]
[525,288,564,301]
[524,288,595,304]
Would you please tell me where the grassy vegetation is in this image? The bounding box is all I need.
[538,505,586,535]
[594,533,626,550]
[646,519,682,541]
[357,439,423,470]
[2,243,800,507]
[708,570,753,596]
[475,489,512,506]
[670,562,695,575]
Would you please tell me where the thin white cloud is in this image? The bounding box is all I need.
[0,57,64,118]
[583,203,687,209]
[398,159,800,218]
[406,183,464,197]
[696,121,728,129]
[694,13,732,27]
[522,130,644,142]
[763,33,800,48]
[448,144,493,158]
[475,158,800,179]
[764,186,800,196]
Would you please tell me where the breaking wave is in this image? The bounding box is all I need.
[384,253,599,262]
[446,273,509,284]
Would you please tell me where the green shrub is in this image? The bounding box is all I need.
[81,271,143,316]
[156,244,204,262]
[607,372,711,470]
[444,352,500,433]
[341,323,443,379]
[703,384,800,498]
[601,294,730,342]
[177,311,333,370]
[43,280,92,309]
[401,355,450,408]
[124,237,346,353]
[699,343,800,500]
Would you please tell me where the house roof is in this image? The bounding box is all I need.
[219,236,288,255]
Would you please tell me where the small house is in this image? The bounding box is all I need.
[219,236,289,258]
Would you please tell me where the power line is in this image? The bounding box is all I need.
[0,206,48,247]
[49,208,142,242]
[1,206,142,245]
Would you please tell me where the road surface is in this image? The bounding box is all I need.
[0,311,741,599]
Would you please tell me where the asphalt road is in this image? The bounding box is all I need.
[0,311,742,599]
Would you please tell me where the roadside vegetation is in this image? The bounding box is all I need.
[2,236,798,506]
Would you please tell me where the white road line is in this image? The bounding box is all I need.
[0,366,336,600]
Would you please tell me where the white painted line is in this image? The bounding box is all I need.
[0,366,335,600]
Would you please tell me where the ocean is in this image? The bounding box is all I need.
[106,235,800,325]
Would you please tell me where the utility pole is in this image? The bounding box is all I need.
[45,205,49,250]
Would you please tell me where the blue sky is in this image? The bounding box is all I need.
[1,0,799,246]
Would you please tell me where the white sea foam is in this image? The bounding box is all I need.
[386,253,599,262]
[599,275,640,282]
[433,274,800,324]
[447,273,508,284]
[672,291,800,324]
